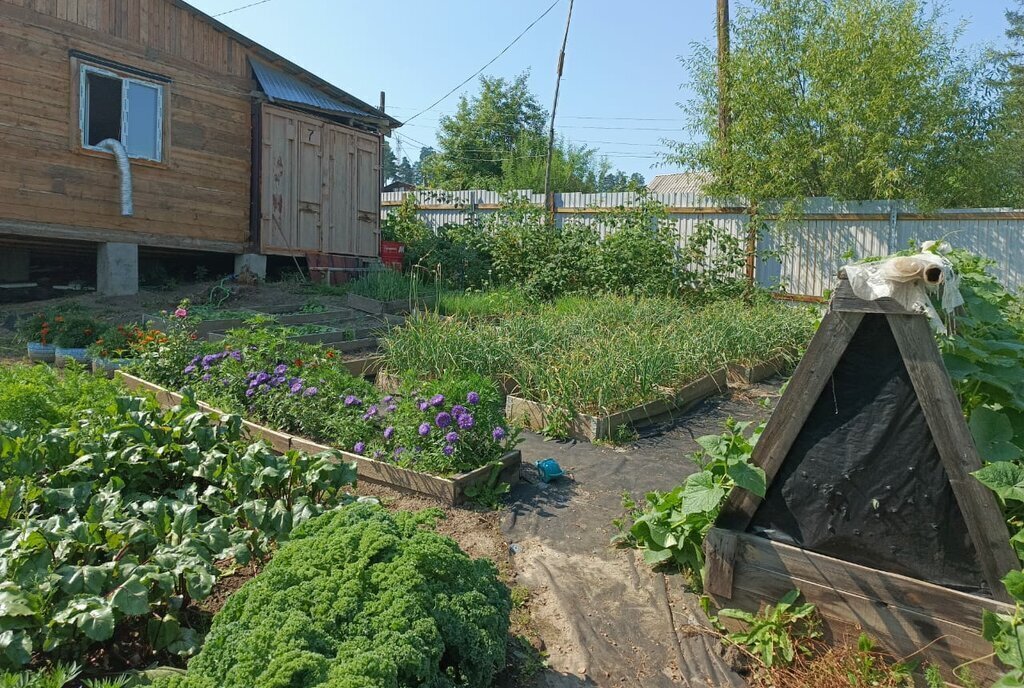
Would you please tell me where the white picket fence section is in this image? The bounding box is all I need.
[381,190,1024,298]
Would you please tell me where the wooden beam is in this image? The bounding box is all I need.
[830,278,914,315]
[718,310,864,530]
[708,529,1013,685]
[887,313,1019,601]
[0,219,246,253]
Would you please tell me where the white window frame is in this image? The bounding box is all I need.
[79,64,164,162]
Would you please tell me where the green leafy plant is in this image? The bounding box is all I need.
[380,191,430,245]
[464,462,512,509]
[982,571,1024,687]
[0,389,357,668]
[708,590,820,668]
[51,314,100,349]
[149,504,511,688]
[612,419,766,585]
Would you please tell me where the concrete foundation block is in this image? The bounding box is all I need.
[97,242,138,296]
[0,249,29,283]
[234,253,267,280]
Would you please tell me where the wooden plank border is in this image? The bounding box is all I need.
[115,371,521,505]
[726,354,794,385]
[704,528,1012,684]
[505,369,728,442]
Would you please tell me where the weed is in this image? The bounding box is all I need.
[709,590,820,668]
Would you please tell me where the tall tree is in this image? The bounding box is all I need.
[671,0,998,208]
[991,2,1024,207]
[381,139,398,184]
[422,73,547,190]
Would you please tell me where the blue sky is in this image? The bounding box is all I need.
[188,0,1014,183]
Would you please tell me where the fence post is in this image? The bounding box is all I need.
[745,204,757,285]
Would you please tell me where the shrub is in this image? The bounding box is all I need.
[154,504,511,688]
[381,193,430,246]
[16,312,53,345]
[51,314,100,348]
[404,222,493,290]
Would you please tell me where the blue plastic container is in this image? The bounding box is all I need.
[26,342,56,363]
[535,458,565,483]
[54,347,91,368]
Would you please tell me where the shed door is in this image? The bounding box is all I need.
[354,136,380,257]
[324,127,354,255]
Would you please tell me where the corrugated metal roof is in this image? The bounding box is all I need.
[647,172,713,195]
[251,59,378,119]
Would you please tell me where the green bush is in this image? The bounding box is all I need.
[404,223,493,290]
[155,504,511,688]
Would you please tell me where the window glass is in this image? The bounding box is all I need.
[125,81,160,160]
[85,72,121,146]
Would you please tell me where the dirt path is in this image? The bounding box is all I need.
[500,386,779,687]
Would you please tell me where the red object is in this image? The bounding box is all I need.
[380,241,405,270]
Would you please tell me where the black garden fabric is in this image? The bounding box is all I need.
[748,314,987,594]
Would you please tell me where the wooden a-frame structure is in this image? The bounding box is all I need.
[703,277,1018,683]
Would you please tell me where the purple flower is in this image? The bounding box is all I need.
[245,388,255,398]
[384,426,395,440]
[269,376,285,387]
[254,372,271,385]
[201,373,212,382]
[289,382,303,395]
[362,405,379,421]
[443,444,455,456]
[387,403,397,413]
[202,354,217,368]
[445,431,459,444]
[353,441,366,455]
[394,446,405,456]
[418,423,431,437]
[274,363,288,375]
[451,405,467,418]
[344,395,362,407]
[303,387,318,397]
[230,350,243,362]
[183,364,197,374]
[435,412,453,428]
[246,371,258,380]
[467,391,480,405]
[191,355,202,365]
[382,395,394,403]
[373,450,384,459]
[457,413,475,430]
[430,394,445,407]
[221,378,230,386]
[492,426,506,441]
[418,400,429,412]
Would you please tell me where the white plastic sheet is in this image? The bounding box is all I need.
[842,242,963,333]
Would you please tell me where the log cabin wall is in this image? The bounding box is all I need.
[0,0,254,252]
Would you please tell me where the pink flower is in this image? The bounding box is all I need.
[174,308,188,318]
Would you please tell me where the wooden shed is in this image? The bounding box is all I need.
[0,0,399,294]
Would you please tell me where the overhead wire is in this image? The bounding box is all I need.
[211,0,278,18]
[400,0,562,125]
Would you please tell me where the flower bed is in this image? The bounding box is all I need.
[117,372,520,504]
[125,329,521,501]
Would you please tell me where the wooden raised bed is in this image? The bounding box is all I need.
[726,354,793,385]
[704,278,1019,684]
[115,371,520,505]
[146,304,357,337]
[505,368,728,441]
[344,292,437,315]
[341,353,382,378]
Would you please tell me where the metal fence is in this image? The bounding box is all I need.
[381,190,1024,298]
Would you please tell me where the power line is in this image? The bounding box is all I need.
[402,122,681,132]
[211,0,277,17]
[401,0,562,125]
[387,105,680,122]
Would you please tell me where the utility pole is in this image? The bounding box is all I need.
[543,0,574,217]
[716,0,730,149]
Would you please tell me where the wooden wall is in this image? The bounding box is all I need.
[261,104,380,258]
[0,0,253,252]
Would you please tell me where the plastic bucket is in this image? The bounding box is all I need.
[54,347,91,369]
[26,342,56,363]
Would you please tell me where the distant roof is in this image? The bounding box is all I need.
[648,172,713,195]
[175,1,400,131]
[383,180,416,192]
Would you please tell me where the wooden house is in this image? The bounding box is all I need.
[0,0,399,294]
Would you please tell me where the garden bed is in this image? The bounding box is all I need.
[116,371,521,505]
[146,304,358,336]
[505,368,728,441]
[726,353,793,385]
[344,292,437,315]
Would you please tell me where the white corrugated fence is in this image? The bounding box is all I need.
[381,190,1024,298]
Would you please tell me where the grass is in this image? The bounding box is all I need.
[382,291,817,433]
[437,288,538,319]
[347,270,439,302]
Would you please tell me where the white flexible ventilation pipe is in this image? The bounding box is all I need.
[96,138,133,216]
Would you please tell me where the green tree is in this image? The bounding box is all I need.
[381,139,398,184]
[990,2,1024,207]
[395,156,416,184]
[421,73,604,192]
[671,0,999,208]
